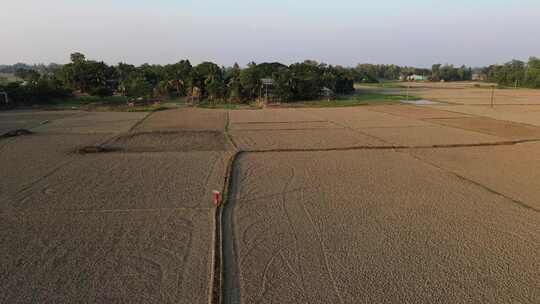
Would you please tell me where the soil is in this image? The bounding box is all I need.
[227,150,539,303]
[32,111,148,134]
[1,104,539,303]
[410,142,540,210]
[0,109,231,303]
[426,116,540,140]
[107,131,231,152]
[134,108,227,132]
[0,209,213,304]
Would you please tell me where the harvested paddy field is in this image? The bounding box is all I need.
[425,116,540,140]
[32,111,148,134]
[229,128,385,151]
[226,150,539,304]
[363,82,540,106]
[410,142,540,210]
[358,124,506,146]
[293,107,509,147]
[229,108,320,124]
[425,104,540,127]
[0,133,112,199]
[228,108,385,151]
[416,86,540,106]
[298,107,431,128]
[0,110,79,135]
[2,103,539,303]
[3,152,230,212]
[134,108,227,132]
[0,208,213,304]
[1,109,232,303]
[366,104,472,119]
[106,131,231,152]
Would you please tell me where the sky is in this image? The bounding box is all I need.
[1,0,539,67]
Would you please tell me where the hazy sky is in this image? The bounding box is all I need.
[2,0,539,67]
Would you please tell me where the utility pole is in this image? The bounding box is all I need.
[490,86,495,108]
[406,85,410,101]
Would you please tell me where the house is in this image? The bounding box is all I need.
[400,74,427,81]
[408,74,427,81]
[320,87,335,100]
[260,78,275,101]
[472,73,487,81]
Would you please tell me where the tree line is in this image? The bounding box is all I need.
[481,58,540,88]
[354,64,431,82]
[2,54,539,105]
[1,53,358,105]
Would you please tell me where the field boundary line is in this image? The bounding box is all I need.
[405,152,540,214]
[238,138,540,154]
[295,108,395,145]
[423,114,540,130]
[210,111,240,304]
[127,110,156,133]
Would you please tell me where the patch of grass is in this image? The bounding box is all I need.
[0,73,20,84]
[286,93,421,108]
[356,82,406,89]
[32,96,176,112]
[44,95,129,108]
[125,105,168,112]
[197,101,261,110]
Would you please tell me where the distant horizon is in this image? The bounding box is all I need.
[2,1,539,68]
[1,54,536,70]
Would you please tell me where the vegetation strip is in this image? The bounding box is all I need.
[243,139,540,154]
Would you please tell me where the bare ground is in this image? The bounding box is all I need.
[133,108,228,132]
[1,109,232,303]
[0,209,213,304]
[228,150,539,304]
[2,102,540,303]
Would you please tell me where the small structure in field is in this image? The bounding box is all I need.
[190,86,202,104]
[406,74,427,81]
[320,87,336,100]
[472,73,487,81]
[260,78,275,101]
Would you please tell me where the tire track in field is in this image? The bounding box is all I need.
[220,155,344,304]
[218,110,540,304]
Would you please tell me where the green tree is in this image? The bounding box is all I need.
[431,64,441,81]
[239,62,261,99]
[525,57,540,88]
[164,60,192,96]
[126,76,153,98]
[225,63,243,102]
